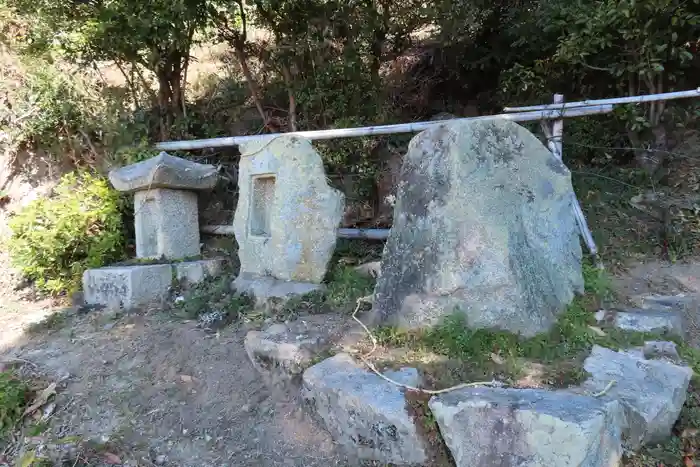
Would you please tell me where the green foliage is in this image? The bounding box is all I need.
[7,172,125,295]
[324,266,376,312]
[173,275,254,321]
[375,262,661,386]
[0,372,28,436]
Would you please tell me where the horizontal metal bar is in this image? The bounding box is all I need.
[503,88,700,113]
[337,228,390,240]
[201,225,391,240]
[201,225,235,235]
[156,105,613,152]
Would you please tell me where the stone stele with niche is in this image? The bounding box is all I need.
[232,135,344,305]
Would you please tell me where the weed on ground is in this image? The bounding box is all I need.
[0,371,29,437]
[171,274,254,326]
[372,261,688,389]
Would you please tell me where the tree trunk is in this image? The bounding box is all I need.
[233,40,268,129]
[280,63,297,131]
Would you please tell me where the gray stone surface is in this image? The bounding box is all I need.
[109,152,218,192]
[302,353,427,465]
[233,272,322,307]
[595,308,685,337]
[371,118,583,336]
[429,387,624,467]
[581,345,693,449]
[134,188,200,259]
[175,259,224,285]
[82,264,172,310]
[244,314,347,381]
[643,341,681,362]
[233,136,344,284]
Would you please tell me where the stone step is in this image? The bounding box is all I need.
[429,387,624,467]
[301,353,427,465]
[579,345,693,450]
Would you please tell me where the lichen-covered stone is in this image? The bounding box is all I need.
[581,345,692,449]
[429,387,624,467]
[82,264,172,310]
[244,314,347,381]
[302,353,427,465]
[233,136,344,284]
[174,259,224,285]
[134,188,200,259]
[109,152,218,192]
[371,118,583,336]
[595,308,685,337]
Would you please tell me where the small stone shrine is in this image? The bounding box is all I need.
[232,135,344,304]
[82,152,223,310]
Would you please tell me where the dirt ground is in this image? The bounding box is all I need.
[1,310,348,467]
[1,257,699,467]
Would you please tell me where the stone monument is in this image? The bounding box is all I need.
[82,152,224,310]
[232,135,344,304]
[371,118,584,337]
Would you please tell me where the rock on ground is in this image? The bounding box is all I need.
[371,118,583,337]
[581,345,693,449]
[428,387,624,467]
[302,353,428,465]
[244,314,348,382]
[596,297,685,337]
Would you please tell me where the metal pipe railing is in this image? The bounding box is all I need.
[156,105,614,152]
[503,88,700,113]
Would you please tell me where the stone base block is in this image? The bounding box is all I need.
[83,258,227,310]
[134,188,200,259]
[82,264,173,310]
[233,272,322,306]
[175,259,225,285]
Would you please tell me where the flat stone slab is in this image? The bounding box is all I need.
[233,272,322,307]
[175,259,225,285]
[595,308,684,337]
[109,152,218,192]
[581,345,692,449]
[83,264,172,310]
[244,314,347,381]
[302,353,427,465]
[429,387,624,467]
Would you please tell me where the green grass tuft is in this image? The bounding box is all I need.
[0,372,29,437]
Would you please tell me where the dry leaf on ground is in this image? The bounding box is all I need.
[103,452,122,464]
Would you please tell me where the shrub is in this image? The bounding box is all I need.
[7,171,125,295]
[0,371,29,436]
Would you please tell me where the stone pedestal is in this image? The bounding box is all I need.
[82,259,225,310]
[134,188,199,259]
[82,264,173,310]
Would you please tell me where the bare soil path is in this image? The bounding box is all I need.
[1,308,348,466]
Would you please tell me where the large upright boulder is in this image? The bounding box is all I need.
[371,118,583,336]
